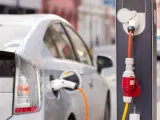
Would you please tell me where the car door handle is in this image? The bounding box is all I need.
[89,79,94,88]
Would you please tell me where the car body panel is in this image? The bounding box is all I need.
[0,93,13,120]
[0,52,15,120]
[93,45,117,120]
[0,78,13,92]
[42,57,107,120]
[0,14,109,120]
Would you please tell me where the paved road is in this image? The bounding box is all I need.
[93,45,160,120]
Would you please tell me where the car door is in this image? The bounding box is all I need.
[62,24,108,120]
[50,23,95,120]
[42,22,64,120]
[41,21,88,120]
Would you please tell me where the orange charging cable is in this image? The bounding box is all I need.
[78,88,89,120]
[122,31,133,120]
[128,31,133,58]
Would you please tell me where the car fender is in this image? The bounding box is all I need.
[64,103,82,120]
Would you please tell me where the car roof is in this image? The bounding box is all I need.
[0,14,71,25]
[0,14,72,53]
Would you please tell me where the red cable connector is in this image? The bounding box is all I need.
[122,62,140,103]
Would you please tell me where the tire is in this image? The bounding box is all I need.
[104,92,111,120]
[68,113,76,120]
[68,118,75,120]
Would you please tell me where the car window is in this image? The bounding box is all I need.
[64,25,92,65]
[43,26,59,58]
[51,23,76,61]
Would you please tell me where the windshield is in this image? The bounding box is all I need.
[0,24,32,51]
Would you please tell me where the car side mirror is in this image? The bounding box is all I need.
[96,55,113,74]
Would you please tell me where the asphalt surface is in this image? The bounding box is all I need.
[93,45,160,120]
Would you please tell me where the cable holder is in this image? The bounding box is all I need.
[117,8,145,36]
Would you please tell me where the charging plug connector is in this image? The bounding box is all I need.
[129,113,140,120]
[128,19,139,33]
[123,58,134,77]
[122,58,135,103]
[51,79,78,91]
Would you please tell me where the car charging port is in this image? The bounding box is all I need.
[62,73,80,91]
[59,71,82,91]
[50,70,88,120]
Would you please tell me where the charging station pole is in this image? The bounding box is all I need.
[116,0,157,120]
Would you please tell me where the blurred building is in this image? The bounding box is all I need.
[105,6,115,44]
[40,0,81,31]
[78,0,106,48]
[103,0,115,8]
[0,0,41,14]
[103,0,116,45]
[157,0,160,29]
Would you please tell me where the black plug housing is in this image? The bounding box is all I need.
[127,26,135,33]
[74,84,79,89]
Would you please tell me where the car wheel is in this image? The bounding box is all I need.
[104,92,111,120]
[68,113,76,120]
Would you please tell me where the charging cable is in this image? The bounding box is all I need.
[122,20,141,120]
[122,103,129,120]
[50,79,89,120]
[128,31,133,58]
[78,88,89,120]
[122,30,133,120]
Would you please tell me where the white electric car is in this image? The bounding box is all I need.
[0,15,112,120]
